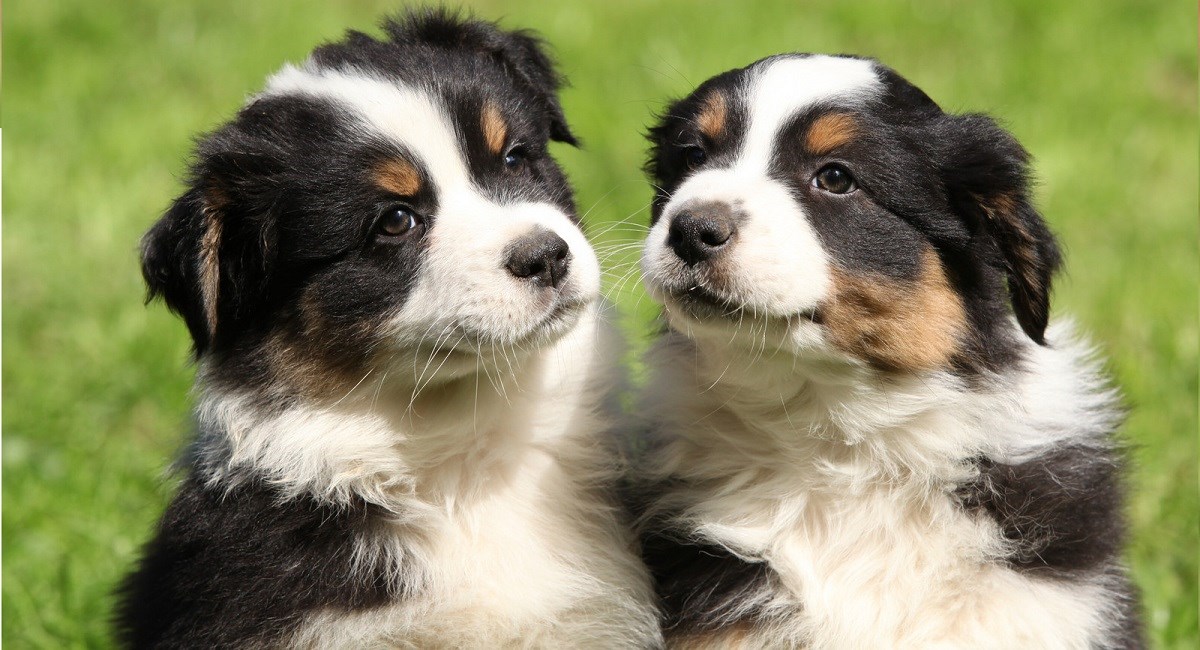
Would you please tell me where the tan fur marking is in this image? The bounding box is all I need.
[374,159,421,197]
[199,190,225,336]
[805,112,858,155]
[696,92,728,139]
[481,102,508,155]
[983,192,1043,296]
[260,327,366,401]
[988,192,1018,218]
[823,248,965,372]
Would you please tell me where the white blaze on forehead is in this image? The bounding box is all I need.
[738,55,882,173]
[263,62,471,191]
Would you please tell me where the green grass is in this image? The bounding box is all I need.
[4,0,1196,646]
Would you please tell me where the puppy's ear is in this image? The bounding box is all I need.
[643,98,687,224]
[939,115,1061,344]
[141,186,221,353]
[384,9,578,146]
[141,149,277,354]
[486,28,578,146]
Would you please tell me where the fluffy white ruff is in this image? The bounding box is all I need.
[193,305,660,648]
[640,320,1128,649]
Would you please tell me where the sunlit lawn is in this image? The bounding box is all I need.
[4,1,1196,646]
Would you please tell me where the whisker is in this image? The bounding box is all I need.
[330,368,374,407]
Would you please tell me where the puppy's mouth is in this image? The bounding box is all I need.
[664,284,820,326]
[472,293,591,349]
[532,295,589,332]
[672,285,745,320]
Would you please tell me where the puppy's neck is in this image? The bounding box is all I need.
[651,330,984,478]
[677,330,954,420]
[190,306,612,516]
[653,323,1110,478]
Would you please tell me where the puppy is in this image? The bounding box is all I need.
[116,11,659,648]
[635,54,1142,649]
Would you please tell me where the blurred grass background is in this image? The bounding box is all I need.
[4,0,1196,646]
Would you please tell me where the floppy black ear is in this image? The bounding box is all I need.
[141,150,278,354]
[940,115,1062,344]
[643,97,688,224]
[383,9,579,145]
[141,186,221,353]
[486,28,578,146]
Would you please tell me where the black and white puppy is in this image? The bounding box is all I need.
[116,12,659,648]
[635,54,1142,649]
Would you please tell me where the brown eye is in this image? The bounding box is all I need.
[813,164,857,194]
[504,145,528,170]
[682,145,707,169]
[377,206,423,238]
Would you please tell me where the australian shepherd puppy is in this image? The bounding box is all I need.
[116,11,659,649]
[634,54,1142,649]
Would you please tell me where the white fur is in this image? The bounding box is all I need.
[265,63,472,192]
[196,305,657,647]
[642,168,833,323]
[190,64,658,647]
[642,317,1128,650]
[740,55,881,174]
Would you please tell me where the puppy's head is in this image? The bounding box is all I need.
[642,54,1060,374]
[142,10,596,390]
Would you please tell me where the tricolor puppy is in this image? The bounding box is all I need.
[116,12,659,648]
[635,54,1142,649]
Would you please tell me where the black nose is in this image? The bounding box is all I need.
[666,203,737,266]
[505,228,571,288]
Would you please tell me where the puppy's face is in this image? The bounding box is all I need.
[142,13,597,389]
[643,54,1060,373]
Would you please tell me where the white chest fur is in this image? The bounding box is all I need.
[295,460,651,649]
[198,308,658,648]
[645,324,1125,649]
[687,464,1110,650]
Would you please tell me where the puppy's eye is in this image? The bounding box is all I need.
[682,145,707,169]
[377,206,423,238]
[504,145,528,170]
[813,164,857,194]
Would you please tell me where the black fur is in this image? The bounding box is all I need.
[935,113,1062,344]
[114,472,394,649]
[141,93,382,357]
[641,519,779,634]
[957,444,1128,577]
[644,67,750,224]
[769,103,936,281]
[318,8,577,146]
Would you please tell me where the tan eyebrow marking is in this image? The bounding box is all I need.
[805,112,859,155]
[696,92,727,139]
[373,159,421,197]
[481,102,508,155]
